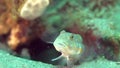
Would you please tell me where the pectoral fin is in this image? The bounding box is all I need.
[51,55,63,61]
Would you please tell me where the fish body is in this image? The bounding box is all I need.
[52,30,85,67]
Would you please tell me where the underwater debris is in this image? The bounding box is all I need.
[20,0,49,20]
[83,0,117,10]
[102,35,120,61]
[0,0,46,50]
[7,19,46,50]
[79,19,120,61]
[52,30,85,67]
[0,0,18,35]
[7,23,28,50]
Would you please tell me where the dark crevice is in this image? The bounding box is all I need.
[15,38,61,65]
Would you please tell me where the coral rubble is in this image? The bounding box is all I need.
[20,0,49,20]
[0,0,46,50]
